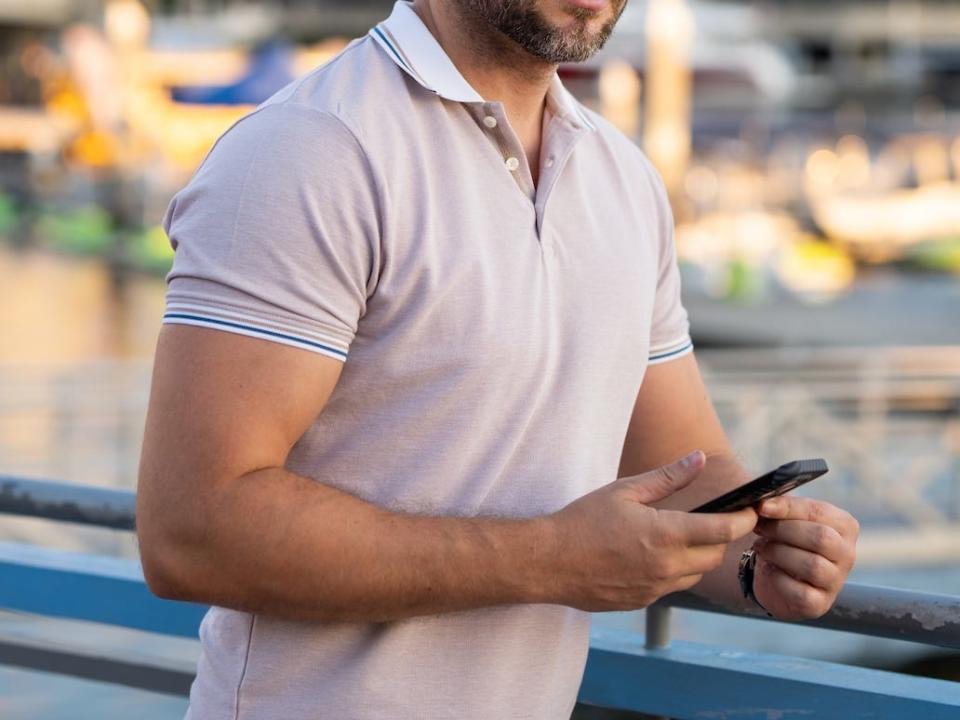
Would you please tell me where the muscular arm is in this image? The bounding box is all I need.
[618,353,756,609]
[137,325,555,622]
[139,326,755,622]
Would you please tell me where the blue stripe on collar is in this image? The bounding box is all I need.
[370,2,483,103]
[372,26,433,92]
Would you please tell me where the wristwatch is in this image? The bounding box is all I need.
[738,549,773,617]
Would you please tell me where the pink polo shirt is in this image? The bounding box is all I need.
[162,2,692,718]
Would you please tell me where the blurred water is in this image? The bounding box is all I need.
[0,247,166,366]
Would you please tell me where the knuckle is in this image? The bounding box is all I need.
[652,517,678,548]
[662,557,680,578]
[808,596,830,617]
[718,523,736,544]
[658,463,680,484]
[793,585,817,614]
[807,501,826,524]
[654,556,677,580]
[847,514,861,539]
[806,554,831,583]
[801,587,828,616]
[812,524,835,552]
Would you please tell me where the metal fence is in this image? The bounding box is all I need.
[0,476,958,719]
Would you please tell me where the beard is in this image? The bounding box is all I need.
[452,0,628,64]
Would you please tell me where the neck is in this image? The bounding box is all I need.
[411,0,554,135]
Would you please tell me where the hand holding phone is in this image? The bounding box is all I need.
[690,459,829,514]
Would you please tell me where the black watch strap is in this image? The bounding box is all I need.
[738,549,773,617]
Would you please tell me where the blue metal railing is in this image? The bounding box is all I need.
[1,476,959,719]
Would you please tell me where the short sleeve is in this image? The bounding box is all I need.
[641,157,693,365]
[161,102,381,362]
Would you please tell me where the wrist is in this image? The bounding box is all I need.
[505,514,564,605]
[434,513,565,608]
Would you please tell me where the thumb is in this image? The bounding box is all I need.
[626,450,705,505]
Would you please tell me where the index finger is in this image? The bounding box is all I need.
[663,507,758,546]
[758,496,859,539]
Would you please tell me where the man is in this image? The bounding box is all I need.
[137,1,859,718]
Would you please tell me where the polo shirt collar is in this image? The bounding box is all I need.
[371,1,483,103]
[371,1,596,131]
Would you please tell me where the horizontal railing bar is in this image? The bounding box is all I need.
[580,628,960,719]
[0,476,136,531]
[663,582,960,650]
[0,634,194,697]
[0,542,207,638]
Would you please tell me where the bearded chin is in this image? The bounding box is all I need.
[457,0,626,64]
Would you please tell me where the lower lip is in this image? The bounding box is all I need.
[565,0,608,10]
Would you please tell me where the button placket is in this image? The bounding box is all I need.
[474,102,536,201]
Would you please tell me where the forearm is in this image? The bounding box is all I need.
[140,466,558,622]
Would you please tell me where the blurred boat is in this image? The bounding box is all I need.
[811,183,960,261]
[803,134,960,262]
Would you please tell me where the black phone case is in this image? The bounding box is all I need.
[690,458,829,514]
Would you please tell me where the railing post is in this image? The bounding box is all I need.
[644,605,673,720]
[645,603,671,650]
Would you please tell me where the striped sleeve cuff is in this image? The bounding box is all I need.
[648,337,694,365]
[163,302,349,362]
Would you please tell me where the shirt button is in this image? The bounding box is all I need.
[545,156,555,168]
[505,156,520,171]
[483,115,498,128]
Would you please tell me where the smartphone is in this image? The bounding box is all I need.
[690,458,829,514]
